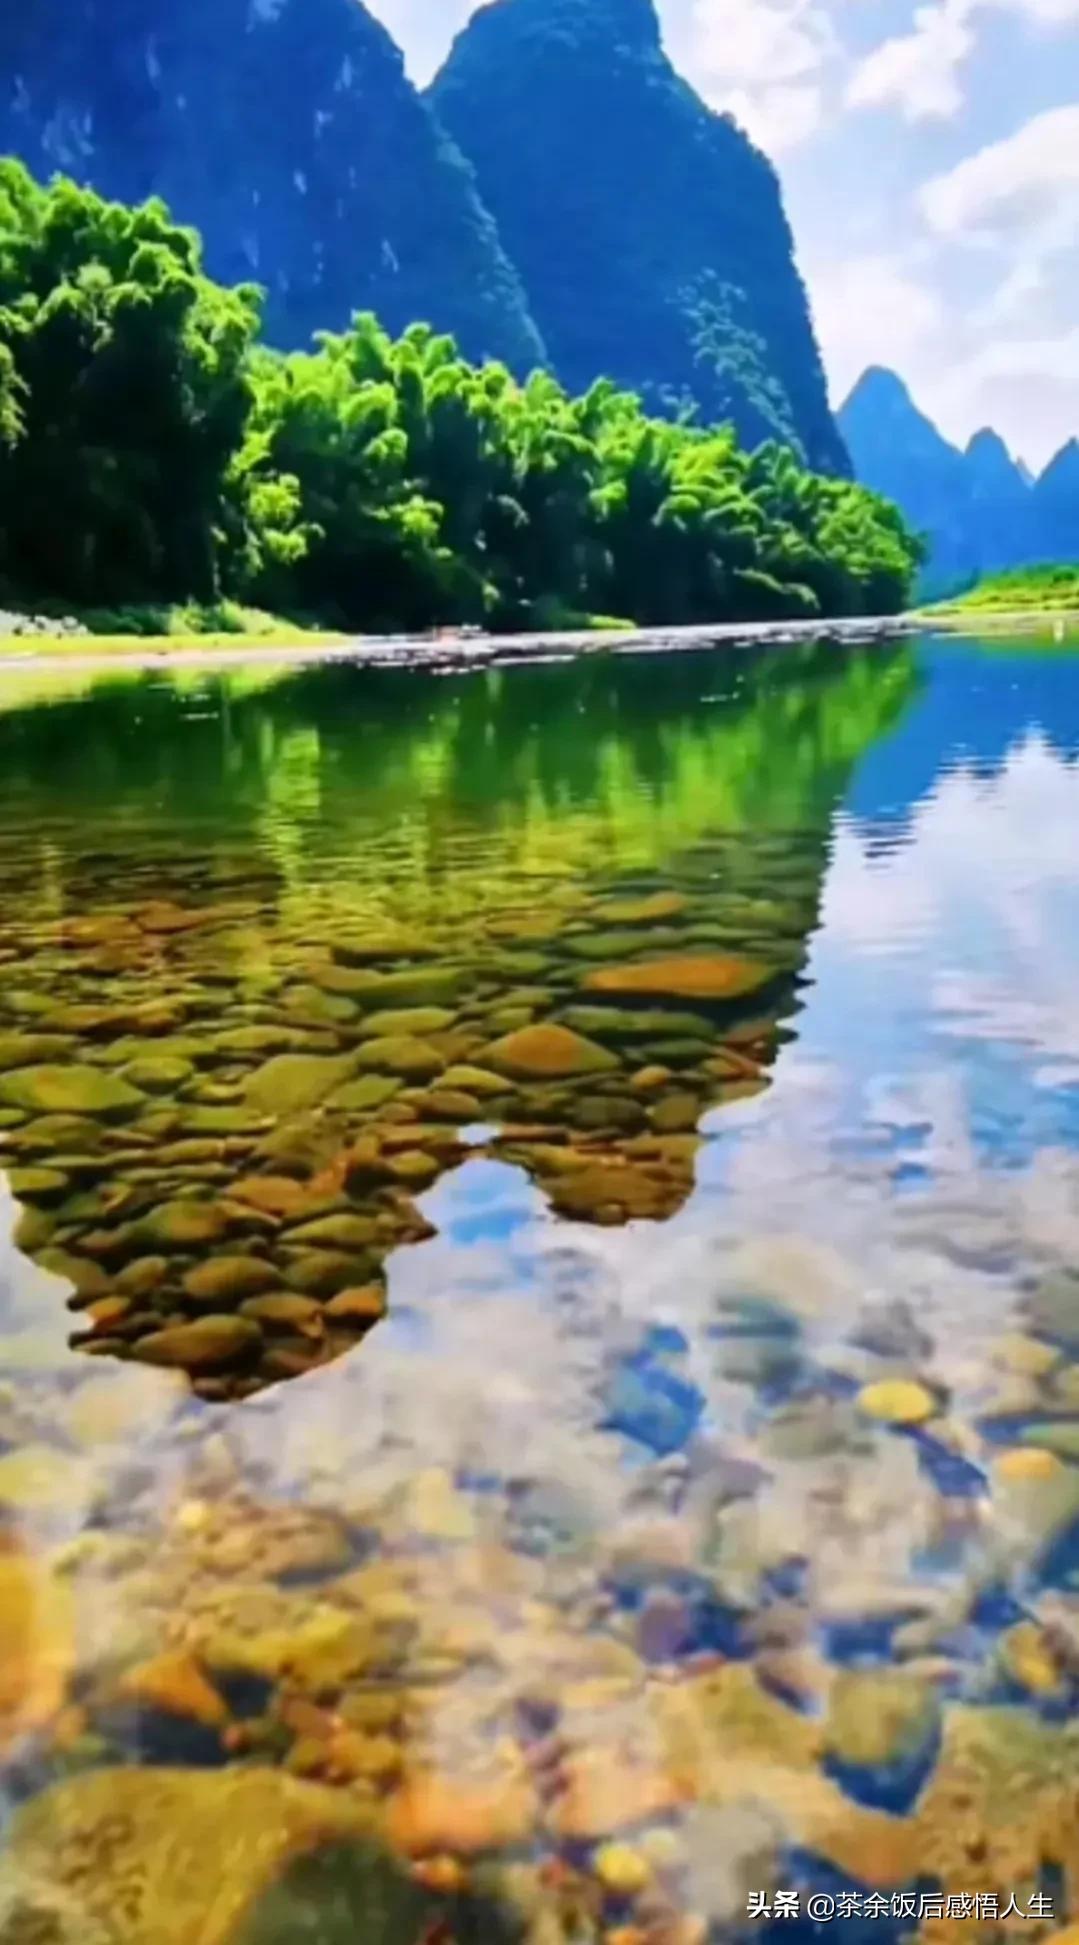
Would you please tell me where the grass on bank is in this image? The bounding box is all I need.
[0,599,341,658]
[926,563,1079,621]
[0,595,641,659]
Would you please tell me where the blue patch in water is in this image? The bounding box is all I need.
[821,1613,921,1664]
[760,1558,810,1603]
[969,1582,1029,1631]
[824,1715,941,1814]
[910,1432,986,1498]
[604,1567,748,1659]
[1036,1514,1079,1589]
[602,1358,704,1456]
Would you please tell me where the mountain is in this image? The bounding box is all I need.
[0,0,545,367]
[429,0,848,475]
[962,427,1039,571]
[838,368,973,592]
[839,367,1075,596]
[1033,439,1079,562]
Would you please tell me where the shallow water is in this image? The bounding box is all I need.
[2,630,1079,1941]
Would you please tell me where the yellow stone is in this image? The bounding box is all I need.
[999,1623,1063,1697]
[593,1843,652,1896]
[483,1022,619,1080]
[995,1446,1063,1483]
[400,1467,477,1544]
[387,1767,538,1855]
[629,1066,672,1094]
[116,1651,228,1729]
[583,953,774,1003]
[856,1380,937,1426]
[0,1545,73,1753]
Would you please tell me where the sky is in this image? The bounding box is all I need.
[369,0,1079,471]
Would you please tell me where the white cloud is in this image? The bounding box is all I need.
[846,0,975,120]
[847,0,1079,124]
[672,0,835,149]
[921,102,1079,234]
[808,252,945,395]
[721,81,825,150]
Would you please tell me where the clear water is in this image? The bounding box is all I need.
[1,630,1079,1941]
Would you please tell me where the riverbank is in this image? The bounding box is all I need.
[925,564,1079,623]
[0,612,923,678]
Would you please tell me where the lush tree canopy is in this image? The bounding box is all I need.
[0,162,923,630]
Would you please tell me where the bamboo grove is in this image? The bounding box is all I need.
[0,162,923,632]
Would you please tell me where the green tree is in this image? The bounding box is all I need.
[0,159,260,603]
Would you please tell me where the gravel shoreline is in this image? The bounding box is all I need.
[0,612,921,679]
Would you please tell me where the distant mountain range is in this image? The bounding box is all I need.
[0,0,847,474]
[839,367,1079,597]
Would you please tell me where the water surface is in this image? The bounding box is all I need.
[2,630,1079,1942]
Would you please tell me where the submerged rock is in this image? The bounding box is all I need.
[582,954,777,1002]
[0,1542,73,1754]
[823,1670,941,1811]
[856,1380,937,1426]
[134,1316,262,1371]
[183,1256,282,1304]
[593,891,689,924]
[0,1033,74,1070]
[387,1765,538,1855]
[0,1767,382,1945]
[352,1035,444,1079]
[0,1065,145,1117]
[483,1023,619,1079]
[243,1053,361,1115]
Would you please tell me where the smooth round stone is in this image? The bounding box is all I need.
[285,1214,380,1251]
[415,1088,481,1120]
[650,1091,700,1133]
[7,1165,69,1202]
[115,1256,170,1298]
[856,1380,937,1426]
[137,1202,231,1251]
[324,1081,404,1112]
[183,1257,282,1305]
[134,1316,263,1372]
[994,1445,1063,1483]
[0,1034,75,1071]
[283,1252,377,1298]
[324,1285,386,1324]
[356,1007,456,1038]
[482,1023,619,1080]
[569,1095,646,1133]
[592,1841,652,1895]
[385,1150,440,1188]
[121,1056,196,1094]
[582,953,777,1002]
[240,1294,324,1334]
[332,927,438,964]
[243,1052,361,1115]
[0,1065,146,1118]
[440,1065,511,1098]
[352,1037,443,1080]
[281,985,359,1024]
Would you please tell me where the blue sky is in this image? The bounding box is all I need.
[371,0,1079,470]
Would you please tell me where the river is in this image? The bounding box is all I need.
[0,626,1077,1943]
